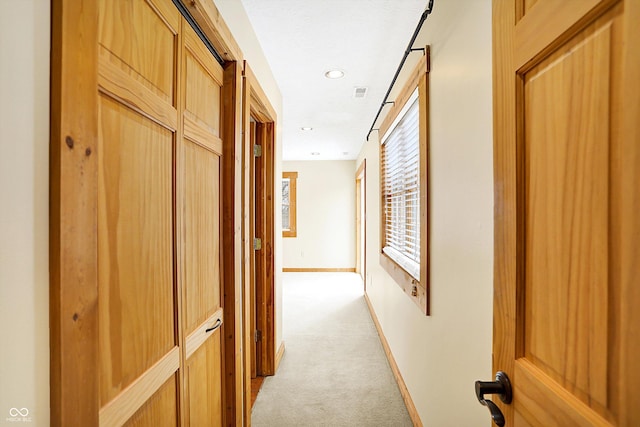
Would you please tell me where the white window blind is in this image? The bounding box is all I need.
[282,178,291,230]
[381,91,420,280]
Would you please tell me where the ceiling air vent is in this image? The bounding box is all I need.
[353,87,368,99]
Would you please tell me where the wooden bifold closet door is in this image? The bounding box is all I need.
[97,0,224,425]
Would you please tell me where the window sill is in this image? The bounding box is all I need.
[380,252,428,315]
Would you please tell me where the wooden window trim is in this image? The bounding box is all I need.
[282,171,298,238]
[379,48,430,315]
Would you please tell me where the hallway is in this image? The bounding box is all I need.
[251,273,412,426]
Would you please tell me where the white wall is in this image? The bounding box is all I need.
[215,0,285,352]
[0,1,50,425]
[282,160,356,269]
[357,1,493,425]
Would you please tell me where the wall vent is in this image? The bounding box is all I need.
[353,87,368,98]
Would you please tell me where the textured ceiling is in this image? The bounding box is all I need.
[240,0,428,160]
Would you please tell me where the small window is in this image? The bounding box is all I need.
[282,172,297,237]
[379,51,429,314]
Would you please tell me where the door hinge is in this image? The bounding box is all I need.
[254,330,262,342]
[253,144,262,157]
[253,238,262,250]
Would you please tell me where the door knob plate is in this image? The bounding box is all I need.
[475,371,512,427]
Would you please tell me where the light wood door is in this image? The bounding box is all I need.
[249,118,276,378]
[181,20,225,427]
[253,121,265,376]
[249,120,258,380]
[98,1,181,424]
[97,1,224,425]
[493,0,640,426]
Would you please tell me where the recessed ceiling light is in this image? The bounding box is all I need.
[324,69,344,79]
[311,152,320,156]
[301,127,313,131]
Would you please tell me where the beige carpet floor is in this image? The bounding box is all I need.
[251,272,413,427]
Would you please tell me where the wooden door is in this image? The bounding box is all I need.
[249,120,258,380]
[493,0,640,426]
[180,20,225,427]
[249,118,276,379]
[96,1,224,425]
[253,122,265,376]
[98,1,181,424]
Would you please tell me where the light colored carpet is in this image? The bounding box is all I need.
[251,272,413,427]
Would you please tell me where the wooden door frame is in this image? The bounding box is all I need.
[50,1,247,425]
[50,1,99,424]
[241,62,277,424]
[355,160,366,289]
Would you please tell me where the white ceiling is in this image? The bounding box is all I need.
[240,0,428,161]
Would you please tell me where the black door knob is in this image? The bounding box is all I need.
[475,371,512,427]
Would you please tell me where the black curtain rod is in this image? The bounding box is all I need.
[366,0,435,141]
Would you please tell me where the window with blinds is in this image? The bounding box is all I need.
[381,90,420,280]
[282,178,291,229]
[282,171,297,237]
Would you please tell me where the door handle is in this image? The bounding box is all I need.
[475,371,512,427]
[205,319,222,333]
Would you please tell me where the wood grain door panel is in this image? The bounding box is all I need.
[182,139,221,336]
[184,51,222,136]
[494,0,640,425]
[98,0,179,104]
[98,94,176,406]
[518,5,618,425]
[522,13,613,420]
[180,19,225,427]
[185,330,223,426]
[123,375,179,427]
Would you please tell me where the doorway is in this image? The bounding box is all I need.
[242,63,277,421]
[355,160,366,289]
